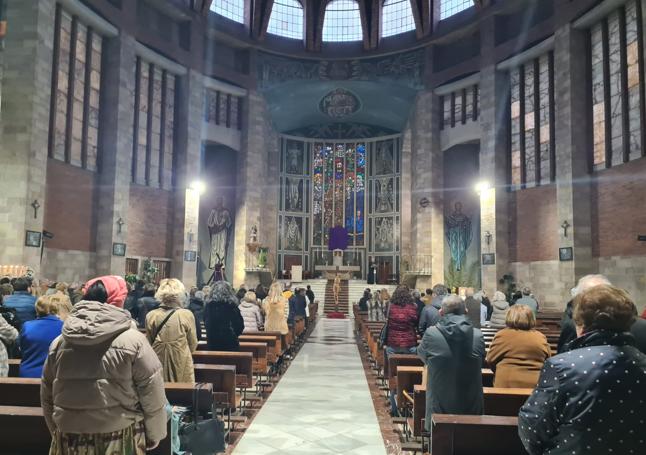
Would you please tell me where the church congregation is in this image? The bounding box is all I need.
[3,0,646,454]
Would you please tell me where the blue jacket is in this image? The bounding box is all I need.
[3,291,37,324]
[19,315,64,378]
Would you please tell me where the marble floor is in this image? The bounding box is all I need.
[233,319,387,455]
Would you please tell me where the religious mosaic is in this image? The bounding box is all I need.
[319,88,361,119]
[284,177,304,212]
[282,216,303,251]
[374,139,394,175]
[375,177,394,213]
[374,217,395,252]
[257,49,425,90]
[285,140,305,174]
[445,202,472,271]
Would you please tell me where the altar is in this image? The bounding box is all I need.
[315,265,361,280]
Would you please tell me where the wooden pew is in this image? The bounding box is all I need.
[238,335,278,364]
[8,359,20,377]
[431,414,526,455]
[0,406,51,454]
[387,354,422,395]
[192,351,254,391]
[0,377,41,406]
[483,387,532,416]
[194,363,239,412]
[238,341,269,377]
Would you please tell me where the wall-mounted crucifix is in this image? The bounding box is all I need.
[116,217,125,234]
[561,220,571,237]
[31,200,40,219]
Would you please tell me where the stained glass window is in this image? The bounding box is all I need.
[267,0,304,40]
[382,0,416,38]
[322,0,363,42]
[440,0,473,20]
[211,0,245,24]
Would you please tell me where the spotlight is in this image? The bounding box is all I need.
[474,181,491,194]
[190,180,206,195]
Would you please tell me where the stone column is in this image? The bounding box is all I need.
[0,0,55,274]
[410,90,444,286]
[233,91,268,286]
[554,24,594,298]
[170,70,204,287]
[94,32,137,276]
[479,64,511,295]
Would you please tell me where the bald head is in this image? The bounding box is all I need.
[574,274,611,296]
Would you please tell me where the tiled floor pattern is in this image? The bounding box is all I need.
[233,319,388,454]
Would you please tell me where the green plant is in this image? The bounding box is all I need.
[124,274,138,286]
[445,258,479,289]
[142,258,158,284]
[499,274,517,301]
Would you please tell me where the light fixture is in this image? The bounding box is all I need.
[474,181,491,194]
[190,180,206,195]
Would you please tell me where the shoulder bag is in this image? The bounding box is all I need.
[151,309,177,341]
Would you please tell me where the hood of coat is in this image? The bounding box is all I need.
[239,301,257,310]
[492,300,509,310]
[436,313,474,353]
[62,300,133,346]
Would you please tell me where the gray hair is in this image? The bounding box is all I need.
[432,284,448,297]
[522,287,531,295]
[209,281,238,306]
[412,290,421,299]
[195,290,204,301]
[441,295,466,315]
[574,274,611,296]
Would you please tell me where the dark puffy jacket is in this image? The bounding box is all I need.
[204,300,244,351]
[519,330,646,455]
[288,294,307,326]
[136,296,159,328]
[3,292,37,324]
[386,303,418,348]
[557,300,577,353]
[188,298,205,341]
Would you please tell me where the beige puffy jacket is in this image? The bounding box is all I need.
[41,301,167,443]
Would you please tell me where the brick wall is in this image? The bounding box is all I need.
[127,185,173,258]
[592,157,646,257]
[44,159,96,252]
[509,184,558,262]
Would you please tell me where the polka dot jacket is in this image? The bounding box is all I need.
[518,330,646,455]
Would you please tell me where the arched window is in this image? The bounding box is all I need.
[381,0,416,38]
[322,0,363,42]
[210,0,245,24]
[440,0,473,19]
[267,0,304,39]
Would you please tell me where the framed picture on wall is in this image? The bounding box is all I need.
[25,230,42,248]
[482,253,496,265]
[112,242,127,257]
[559,247,573,262]
[184,250,197,262]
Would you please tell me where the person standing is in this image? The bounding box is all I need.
[417,295,485,432]
[463,288,481,329]
[519,285,646,454]
[19,296,64,378]
[485,305,550,388]
[204,281,244,351]
[515,287,539,314]
[263,282,289,335]
[489,291,510,328]
[305,285,315,306]
[239,291,264,332]
[41,275,166,453]
[3,277,37,324]
[145,279,198,383]
[0,295,19,377]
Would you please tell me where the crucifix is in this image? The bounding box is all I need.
[31,200,40,219]
[561,220,571,238]
[116,217,125,234]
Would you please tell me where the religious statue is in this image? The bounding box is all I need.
[445,202,472,271]
[250,225,258,244]
[208,196,232,269]
[376,178,394,213]
[333,274,341,312]
[375,141,394,175]
[286,146,302,174]
[285,217,302,250]
[375,218,394,251]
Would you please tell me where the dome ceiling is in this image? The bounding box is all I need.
[257,49,425,133]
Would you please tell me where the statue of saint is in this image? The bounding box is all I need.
[376,178,394,213]
[445,202,472,271]
[208,196,232,269]
[286,178,301,211]
[285,217,302,250]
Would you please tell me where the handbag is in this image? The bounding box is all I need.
[178,383,226,455]
[378,305,391,349]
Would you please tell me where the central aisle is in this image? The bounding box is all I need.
[233,318,387,455]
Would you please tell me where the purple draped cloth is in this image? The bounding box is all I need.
[328,226,349,251]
